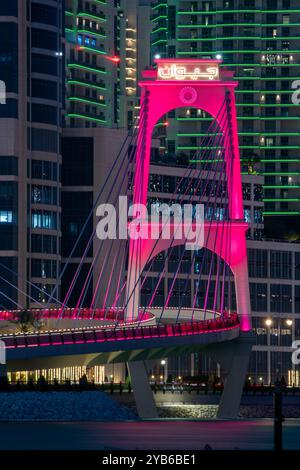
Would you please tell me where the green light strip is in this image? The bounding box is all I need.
[65,10,73,16]
[177,22,300,27]
[77,29,106,39]
[152,27,168,34]
[67,63,107,75]
[177,36,300,41]
[261,159,299,163]
[263,212,300,215]
[77,12,106,22]
[68,97,107,107]
[177,9,300,14]
[79,46,106,55]
[67,113,106,124]
[260,172,300,175]
[152,39,167,45]
[263,199,300,202]
[151,15,167,22]
[67,80,106,91]
[262,185,300,189]
[177,146,222,150]
[152,2,167,10]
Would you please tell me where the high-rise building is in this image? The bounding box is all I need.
[64,0,145,129]
[0,1,64,309]
[150,0,300,229]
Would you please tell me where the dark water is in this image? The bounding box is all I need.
[0,420,299,450]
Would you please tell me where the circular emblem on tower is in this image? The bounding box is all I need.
[179,86,197,105]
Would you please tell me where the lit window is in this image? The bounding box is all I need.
[283,15,290,24]
[0,211,12,223]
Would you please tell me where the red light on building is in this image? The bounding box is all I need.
[107,55,120,63]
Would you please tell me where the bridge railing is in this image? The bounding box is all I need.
[1,314,239,350]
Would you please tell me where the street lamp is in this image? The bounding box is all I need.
[161,360,166,382]
[265,318,272,327]
[286,319,293,326]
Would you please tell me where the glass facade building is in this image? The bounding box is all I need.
[0,0,64,308]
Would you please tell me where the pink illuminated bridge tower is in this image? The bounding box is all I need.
[125,58,252,333]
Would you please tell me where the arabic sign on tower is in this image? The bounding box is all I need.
[155,60,220,81]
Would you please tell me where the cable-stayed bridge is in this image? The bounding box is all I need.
[0,59,253,419]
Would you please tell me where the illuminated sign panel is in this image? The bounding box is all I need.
[157,61,220,81]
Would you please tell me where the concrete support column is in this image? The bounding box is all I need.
[216,332,254,419]
[0,364,7,377]
[233,257,252,332]
[127,361,158,419]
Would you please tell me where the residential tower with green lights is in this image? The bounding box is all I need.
[150,0,300,227]
[64,0,141,128]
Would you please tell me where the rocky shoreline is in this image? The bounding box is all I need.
[0,392,136,421]
[0,392,299,421]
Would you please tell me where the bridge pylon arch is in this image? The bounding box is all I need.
[125,59,251,333]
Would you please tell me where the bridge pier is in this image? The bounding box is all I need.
[0,364,7,377]
[207,332,254,419]
[127,361,158,419]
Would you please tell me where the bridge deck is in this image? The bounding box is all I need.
[1,315,239,351]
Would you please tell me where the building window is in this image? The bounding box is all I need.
[30,129,58,153]
[31,3,58,26]
[31,210,58,230]
[270,284,292,313]
[0,22,18,93]
[32,28,58,52]
[0,99,18,118]
[270,251,292,279]
[31,103,58,126]
[31,234,57,254]
[0,211,12,223]
[254,207,263,224]
[244,207,251,223]
[0,157,18,176]
[248,249,268,278]
[250,283,267,311]
[32,53,58,76]
[282,15,290,24]
[31,160,58,181]
[31,79,58,101]
[31,185,58,205]
[31,259,57,279]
